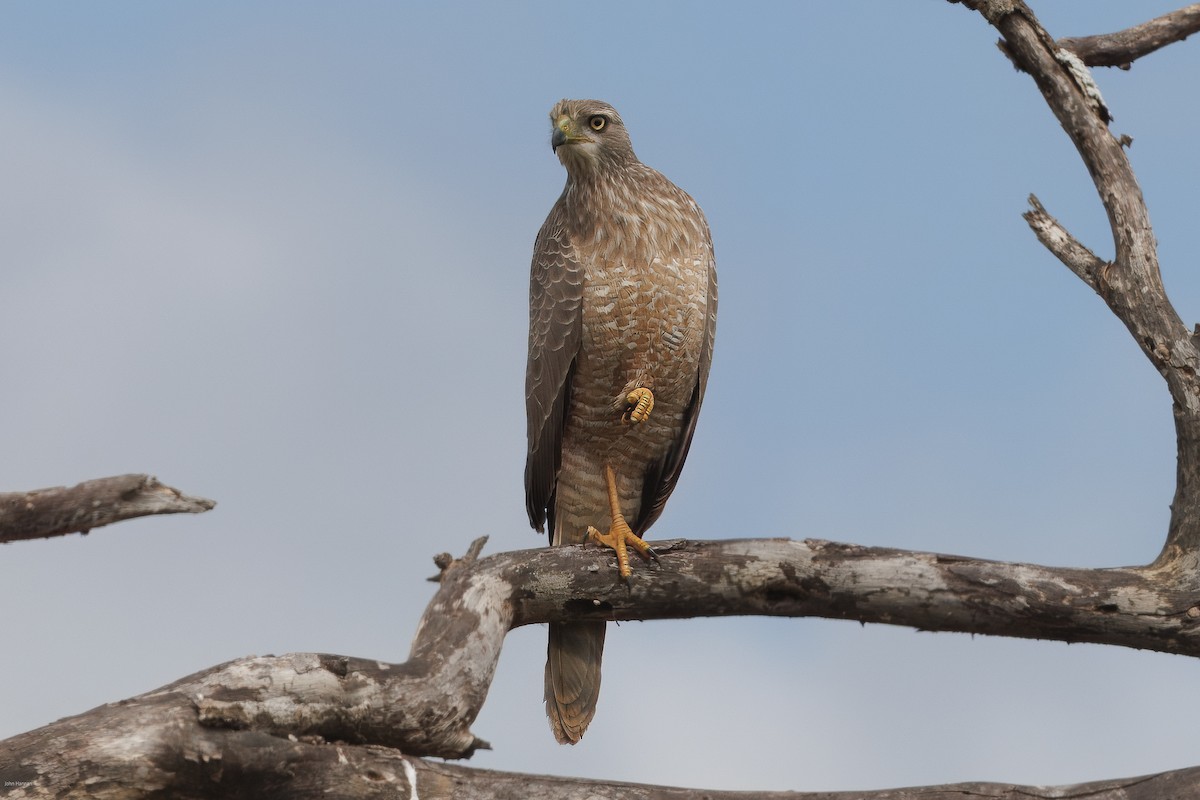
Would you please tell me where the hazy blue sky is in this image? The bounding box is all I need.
[3,1,1199,792]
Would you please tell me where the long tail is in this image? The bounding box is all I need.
[545,620,606,744]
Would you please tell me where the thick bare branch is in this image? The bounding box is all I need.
[8,690,1198,800]
[5,535,1199,789]
[192,538,1200,759]
[396,762,1200,800]
[5,537,1200,795]
[1059,4,1200,69]
[0,474,215,544]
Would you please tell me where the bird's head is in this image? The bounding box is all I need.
[548,99,636,174]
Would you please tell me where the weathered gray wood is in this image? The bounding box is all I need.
[183,537,1200,759]
[400,762,1200,800]
[1058,3,1200,68]
[0,474,215,544]
[5,534,1200,795]
[8,706,1197,800]
[957,0,1200,563]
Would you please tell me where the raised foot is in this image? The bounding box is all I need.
[586,517,658,578]
[624,387,655,424]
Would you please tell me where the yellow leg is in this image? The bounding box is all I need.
[624,387,654,424]
[585,464,658,577]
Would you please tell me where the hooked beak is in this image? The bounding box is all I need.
[551,115,581,152]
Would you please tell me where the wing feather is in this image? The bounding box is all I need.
[634,251,718,534]
[525,201,583,535]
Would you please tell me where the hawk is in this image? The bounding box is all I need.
[525,99,717,744]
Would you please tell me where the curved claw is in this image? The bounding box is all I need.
[584,463,660,578]
[586,518,659,579]
[625,387,654,424]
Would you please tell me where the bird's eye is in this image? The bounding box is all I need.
[588,115,608,131]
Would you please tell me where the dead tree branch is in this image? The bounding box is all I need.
[955,0,1200,565]
[1059,4,1200,69]
[1022,194,1107,290]
[8,704,1197,800]
[0,474,215,544]
[5,534,1200,797]
[367,761,1200,800]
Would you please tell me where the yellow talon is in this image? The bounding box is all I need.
[586,524,632,577]
[625,387,654,424]
[585,464,659,578]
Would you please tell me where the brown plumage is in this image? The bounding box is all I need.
[525,99,717,744]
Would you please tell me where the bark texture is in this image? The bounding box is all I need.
[7,727,1197,800]
[5,536,1200,796]
[958,0,1200,563]
[1058,3,1200,68]
[0,474,215,544]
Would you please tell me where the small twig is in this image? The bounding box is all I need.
[0,474,215,544]
[1022,194,1108,293]
[1059,4,1200,69]
[463,535,489,561]
[429,536,490,581]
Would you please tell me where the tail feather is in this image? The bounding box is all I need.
[545,620,606,744]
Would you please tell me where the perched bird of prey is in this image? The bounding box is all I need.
[525,99,718,744]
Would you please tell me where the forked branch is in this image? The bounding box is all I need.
[956,0,1200,562]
